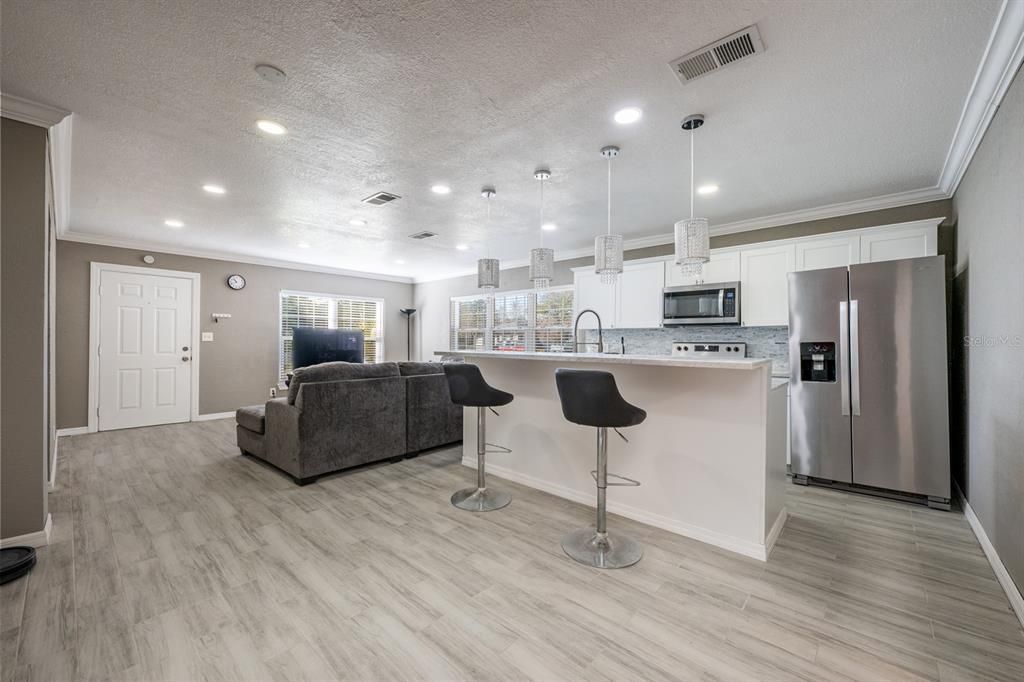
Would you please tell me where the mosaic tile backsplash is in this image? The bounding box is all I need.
[581,326,790,374]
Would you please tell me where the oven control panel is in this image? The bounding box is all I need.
[671,342,747,358]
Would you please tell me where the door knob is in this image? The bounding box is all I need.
[182,345,189,352]
[181,356,190,362]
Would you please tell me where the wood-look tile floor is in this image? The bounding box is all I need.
[2,420,1023,681]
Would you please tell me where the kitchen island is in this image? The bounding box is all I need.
[436,350,788,560]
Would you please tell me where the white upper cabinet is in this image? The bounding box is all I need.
[664,250,741,287]
[573,268,616,329]
[860,223,937,263]
[794,234,861,271]
[617,261,665,329]
[740,244,795,326]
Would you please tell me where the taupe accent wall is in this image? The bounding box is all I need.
[56,241,413,428]
[2,118,49,539]
[411,199,953,361]
[951,65,1024,593]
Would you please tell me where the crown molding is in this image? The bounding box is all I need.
[49,115,74,237]
[58,231,415,284]
[938,0,1024,195]
[0,93,70,128]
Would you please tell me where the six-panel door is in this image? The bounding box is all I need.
[98,270,193,430]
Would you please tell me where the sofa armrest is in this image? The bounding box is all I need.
[264,397,302,476]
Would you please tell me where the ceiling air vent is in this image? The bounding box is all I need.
[409,231,438,240]
[361,191,401,205]
[669,25,764,84]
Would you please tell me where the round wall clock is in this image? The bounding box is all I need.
[226,274,246,290]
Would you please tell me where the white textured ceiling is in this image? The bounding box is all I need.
[2,0,999,281]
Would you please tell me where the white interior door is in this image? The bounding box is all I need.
[98,269,193,430]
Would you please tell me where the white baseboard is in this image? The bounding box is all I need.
[195,411,235,422]
[765,508,788,559]
[1,513,52,549]
[955,482,1024,630]
[463,456,781,561]
[56,426,89,437]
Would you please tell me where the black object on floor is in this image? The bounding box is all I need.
[0,546,37,585]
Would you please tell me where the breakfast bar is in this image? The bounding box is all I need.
[436,350,789,560]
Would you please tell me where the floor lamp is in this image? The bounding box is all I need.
[400,308,416,361]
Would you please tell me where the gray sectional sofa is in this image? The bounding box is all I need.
[236,361,462,485]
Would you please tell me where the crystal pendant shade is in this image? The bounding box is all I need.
[594,234,624,285]
[674,217,710,277]
[477,258,500,289]
[529,247,554,289]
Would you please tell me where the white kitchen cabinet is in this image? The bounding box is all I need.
[616,261,665,328]
[740,244,795,326]
[572,269,617,329]
[664,250,741,287]
[794,234,860,271]
[860,224,936,263]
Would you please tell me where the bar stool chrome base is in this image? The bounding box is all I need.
[561,527,643,569]
[451,486,512,512]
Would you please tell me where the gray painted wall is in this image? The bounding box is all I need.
[2,118,49,539]
[412,200,952,362]
[56,241,414,428]
[951,66,1024,592]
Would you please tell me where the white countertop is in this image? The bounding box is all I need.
[435,350,772,371]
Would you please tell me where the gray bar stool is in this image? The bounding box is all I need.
[443,363,514,512]
[555,368,646,568]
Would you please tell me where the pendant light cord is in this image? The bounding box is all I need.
[539,177,545,247]
[486,194,492,259]
[607,156,612,236]
[690,130,695,221]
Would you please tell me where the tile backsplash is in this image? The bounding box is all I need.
[581,326,790,372]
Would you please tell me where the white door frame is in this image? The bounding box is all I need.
[88,262,201,433]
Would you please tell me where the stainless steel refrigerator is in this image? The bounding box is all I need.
[788,255,950,509]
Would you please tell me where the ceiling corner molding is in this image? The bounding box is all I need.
[707,185,950,237]
[938,0,1024,195]
[0,93,71,128]
[58,231,415,284]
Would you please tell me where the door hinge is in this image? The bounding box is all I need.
[96,407,100,417]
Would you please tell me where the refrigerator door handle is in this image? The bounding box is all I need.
[839,301,850,416]
[850,299,861,416]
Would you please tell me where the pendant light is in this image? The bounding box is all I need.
[477,187,500,289]
[594,145,623,285]
[674,114,710,277]
[529,169,554,289]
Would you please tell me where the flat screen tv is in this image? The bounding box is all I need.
[292,328,364,369]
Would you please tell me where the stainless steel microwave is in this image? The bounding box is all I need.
[662,282,740,325]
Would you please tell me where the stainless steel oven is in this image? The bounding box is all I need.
[662,282,740,326]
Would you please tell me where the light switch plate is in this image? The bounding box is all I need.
[201,332,214,342]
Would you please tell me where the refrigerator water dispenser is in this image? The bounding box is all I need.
[799,342,836,382]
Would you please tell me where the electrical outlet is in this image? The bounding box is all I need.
[201,332,214,342]
[270,387,277,398]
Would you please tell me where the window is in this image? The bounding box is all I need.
[449,286,574,353]
[279,291,384,383]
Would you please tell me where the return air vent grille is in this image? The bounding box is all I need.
[409,231,438,240]
[669,25,764,84]
[361,191,401,205]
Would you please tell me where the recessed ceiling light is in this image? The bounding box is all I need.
[541,222,557,231]
[455,244,469,251]
[614,107,643,124]
[395,259,406,265]
[431,184,451,195]
[164,219,184,228]
[349,219,366,226]
[297,242,310,249]
[202,184,226,195]
[697,184,719,195]
[256,119,287,135]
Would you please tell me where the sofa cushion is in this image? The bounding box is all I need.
[287,361,400,404]
[236,404,267,434]
[398,361,444,377]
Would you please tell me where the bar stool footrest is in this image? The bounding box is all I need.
[484,443,511,454]
[589,470,641,487]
